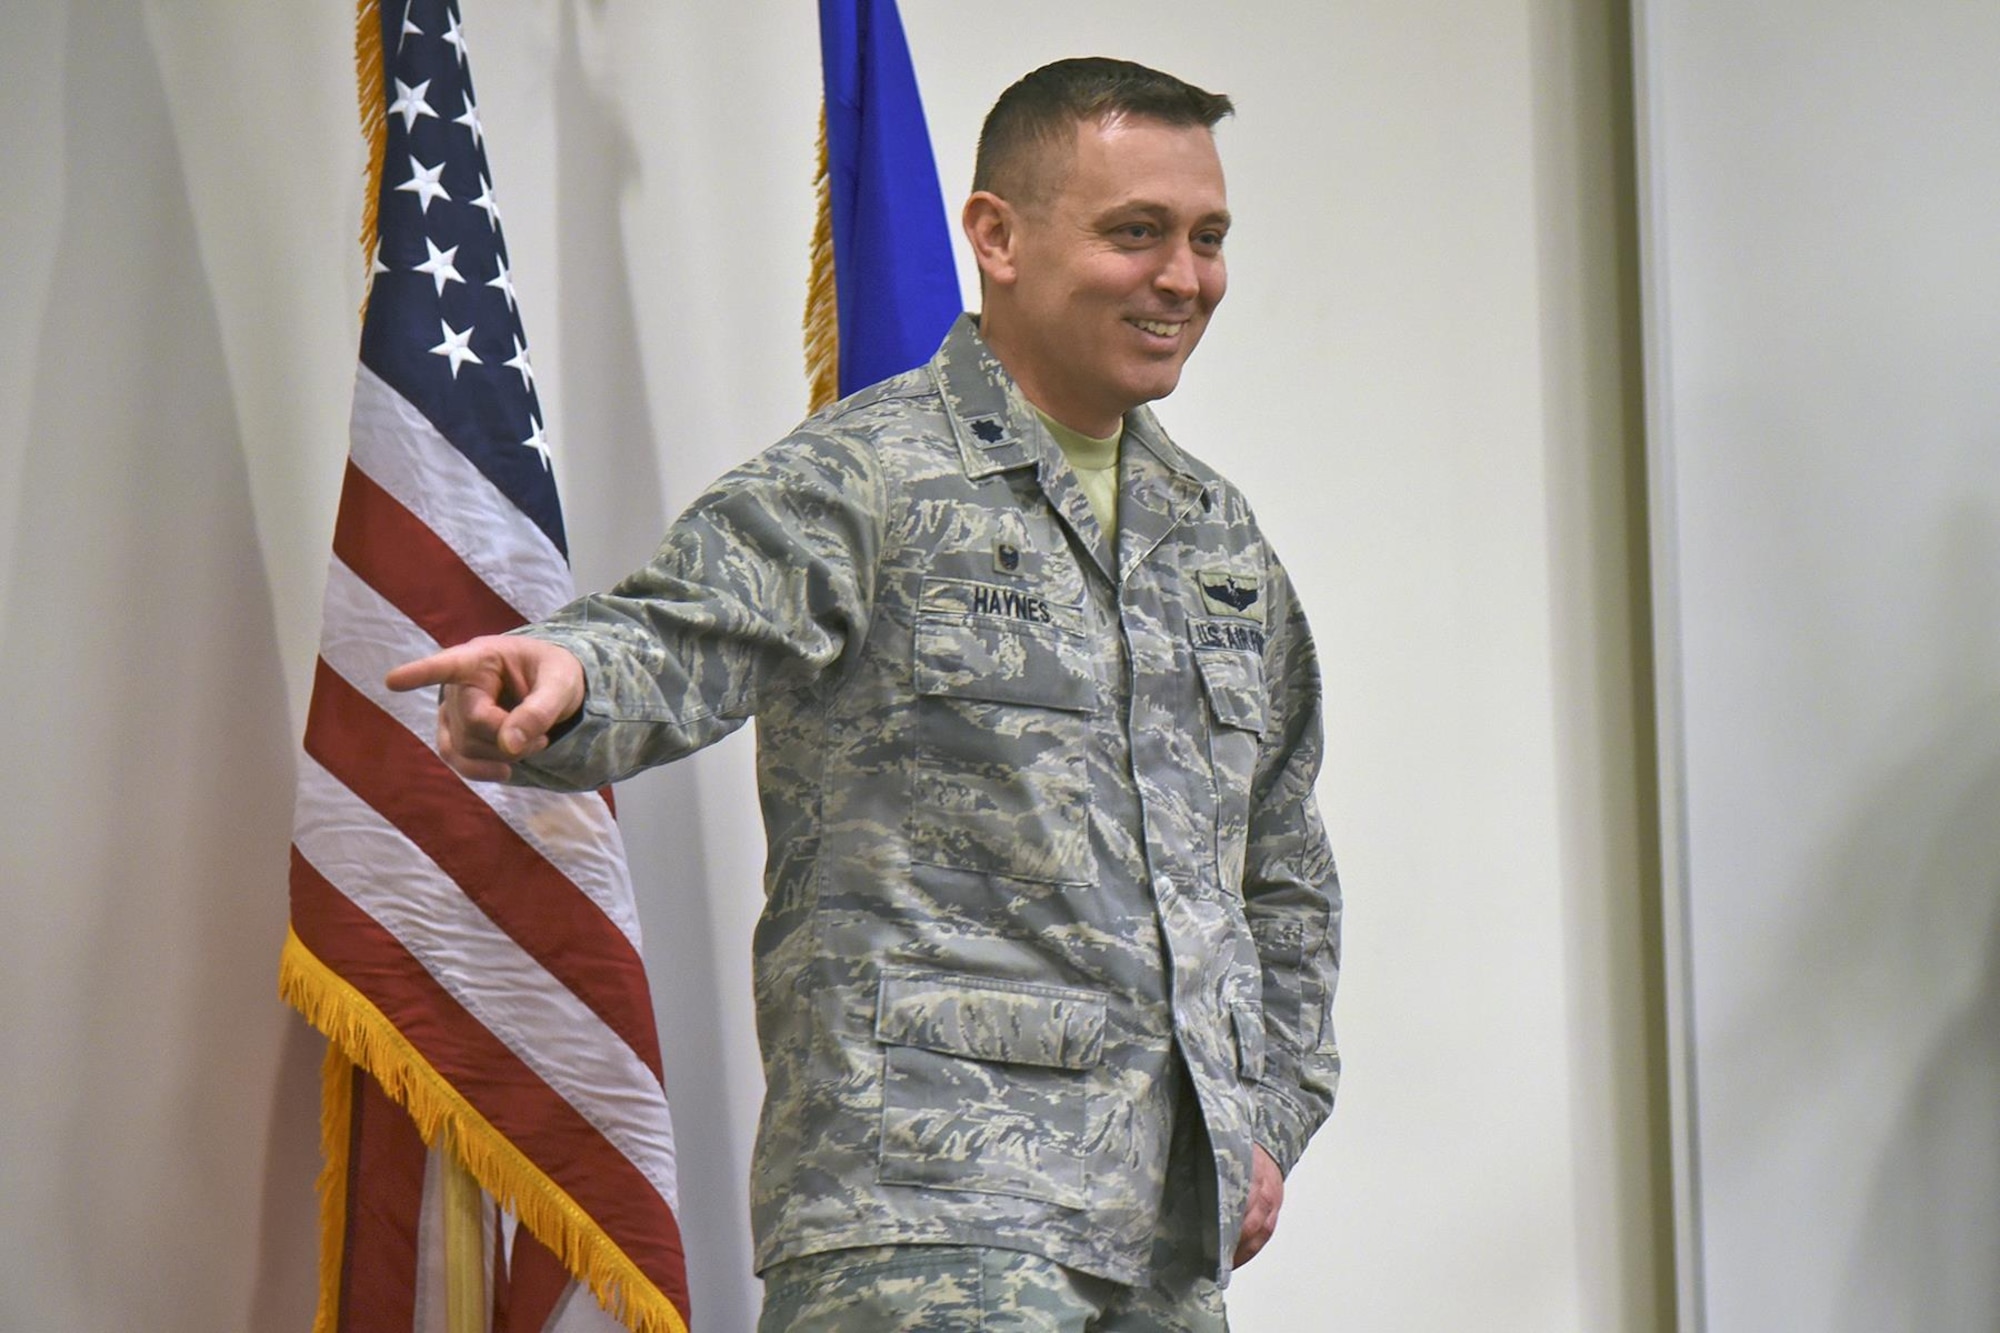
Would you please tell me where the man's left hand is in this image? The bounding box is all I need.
[1234,1144,1285,1267]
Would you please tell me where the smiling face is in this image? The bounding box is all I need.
[966,114,1230,438]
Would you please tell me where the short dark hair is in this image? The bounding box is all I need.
[973,58,1234,210]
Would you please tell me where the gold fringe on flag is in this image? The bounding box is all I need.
[282,930,691,1333]
[356,0,388,317]
[803,103,841,414]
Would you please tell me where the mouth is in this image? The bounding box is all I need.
[1127,316,1189,342]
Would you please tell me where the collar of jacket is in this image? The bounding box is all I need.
[927,313,1213,581]
[928,313,1202,490]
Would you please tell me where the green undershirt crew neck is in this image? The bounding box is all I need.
[1034,409,1123,546]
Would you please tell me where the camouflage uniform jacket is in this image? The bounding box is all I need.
[512,315,1341,1287]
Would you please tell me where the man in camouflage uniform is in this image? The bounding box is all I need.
[392,58,1341,1331]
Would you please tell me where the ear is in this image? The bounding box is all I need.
[962,191,1020,288]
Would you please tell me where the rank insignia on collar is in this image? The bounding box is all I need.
[1198,568,1264,623]
[967,416,1007,445]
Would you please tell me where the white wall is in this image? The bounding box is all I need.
[1636,2,2000,1329]
[0,2,1664,1328]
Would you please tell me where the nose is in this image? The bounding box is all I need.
[1155,239,1199,301]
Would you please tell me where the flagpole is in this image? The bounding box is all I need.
[442,1142,487,1333]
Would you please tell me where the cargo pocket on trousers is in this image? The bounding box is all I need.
[875,967,1107,1209]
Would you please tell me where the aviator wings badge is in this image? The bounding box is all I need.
[1198,568,1264,624]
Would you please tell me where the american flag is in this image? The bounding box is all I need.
[281,2,689,1329]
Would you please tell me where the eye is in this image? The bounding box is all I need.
[1194,227,1228,254]
[1113,221,1158,245]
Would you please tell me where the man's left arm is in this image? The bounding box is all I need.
[1242,555,1343,1181]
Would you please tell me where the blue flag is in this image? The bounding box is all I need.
[818,0,962,397]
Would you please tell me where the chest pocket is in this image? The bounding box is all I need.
[1194,642,1268,896]
[911,576,1097,886]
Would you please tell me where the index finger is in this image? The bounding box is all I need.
[384,643,490,693]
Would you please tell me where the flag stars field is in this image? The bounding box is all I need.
[358,0,568,537]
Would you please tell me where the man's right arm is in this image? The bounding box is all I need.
[388,427,886,789]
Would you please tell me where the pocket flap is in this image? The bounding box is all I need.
[915,615,1098,711]
[1194,647,1269,735]
[876,969,1107,1070]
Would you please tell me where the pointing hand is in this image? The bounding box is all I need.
[385,635,585,782]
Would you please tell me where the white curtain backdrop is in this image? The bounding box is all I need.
[1636,1,2000,1327]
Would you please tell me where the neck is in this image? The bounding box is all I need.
[978,311,1123,438]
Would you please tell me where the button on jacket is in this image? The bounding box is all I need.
[512,315,1342,1287]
